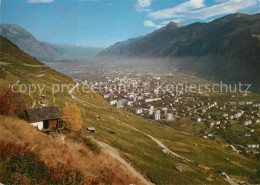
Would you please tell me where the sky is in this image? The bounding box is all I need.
[0,0,259,47]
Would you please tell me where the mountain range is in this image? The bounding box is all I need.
[99,13,260,90]
[0,24,103,62]
[0,24,60,61]
[44,42,104,58]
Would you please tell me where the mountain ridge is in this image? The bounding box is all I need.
[0,24,61,61]
[0,24,103,61]
[98,13,260,90]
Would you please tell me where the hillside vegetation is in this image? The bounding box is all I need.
[1,35,260,184]
[0,36,144,184]
[0,116,142,184]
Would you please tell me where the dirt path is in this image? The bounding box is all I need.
[221,173,239,185]
[26,74,46,78]
[68,82,109,110]
[69,84,153,184]
[0,61,10,65]
[93,139,155,185]
[69,83,192,161]
[117,120,193,162]
[36,74,45,78]
[22,64,48,67]
[144,117,191,136]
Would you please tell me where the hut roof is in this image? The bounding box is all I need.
[26,106,62,122]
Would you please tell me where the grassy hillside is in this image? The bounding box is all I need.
[0,116,142,185]
[0,36,144,184]
[1,35,260,184]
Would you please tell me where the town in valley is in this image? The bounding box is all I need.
[71,69,260,157]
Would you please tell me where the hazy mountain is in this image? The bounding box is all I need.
[44,42,104,57]
[0,24,103,61]
[99,13,260,90]
[0,24,61,61]
[99,22,186,57]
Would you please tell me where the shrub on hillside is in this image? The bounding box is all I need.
[65,130,101,154]
[0,87,30,117]
[0,88,16,116]
[0,67,7,79]
[0,142,83,185]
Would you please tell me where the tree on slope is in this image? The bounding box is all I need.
[62,103,83,130]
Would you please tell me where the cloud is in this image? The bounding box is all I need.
[135,0,152,12]
[161,19,183,25]
[143,20,163,28]
[188,0,258,20]
[27,0,54,3]
[149,0,205,20]
[149,0,258,21]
